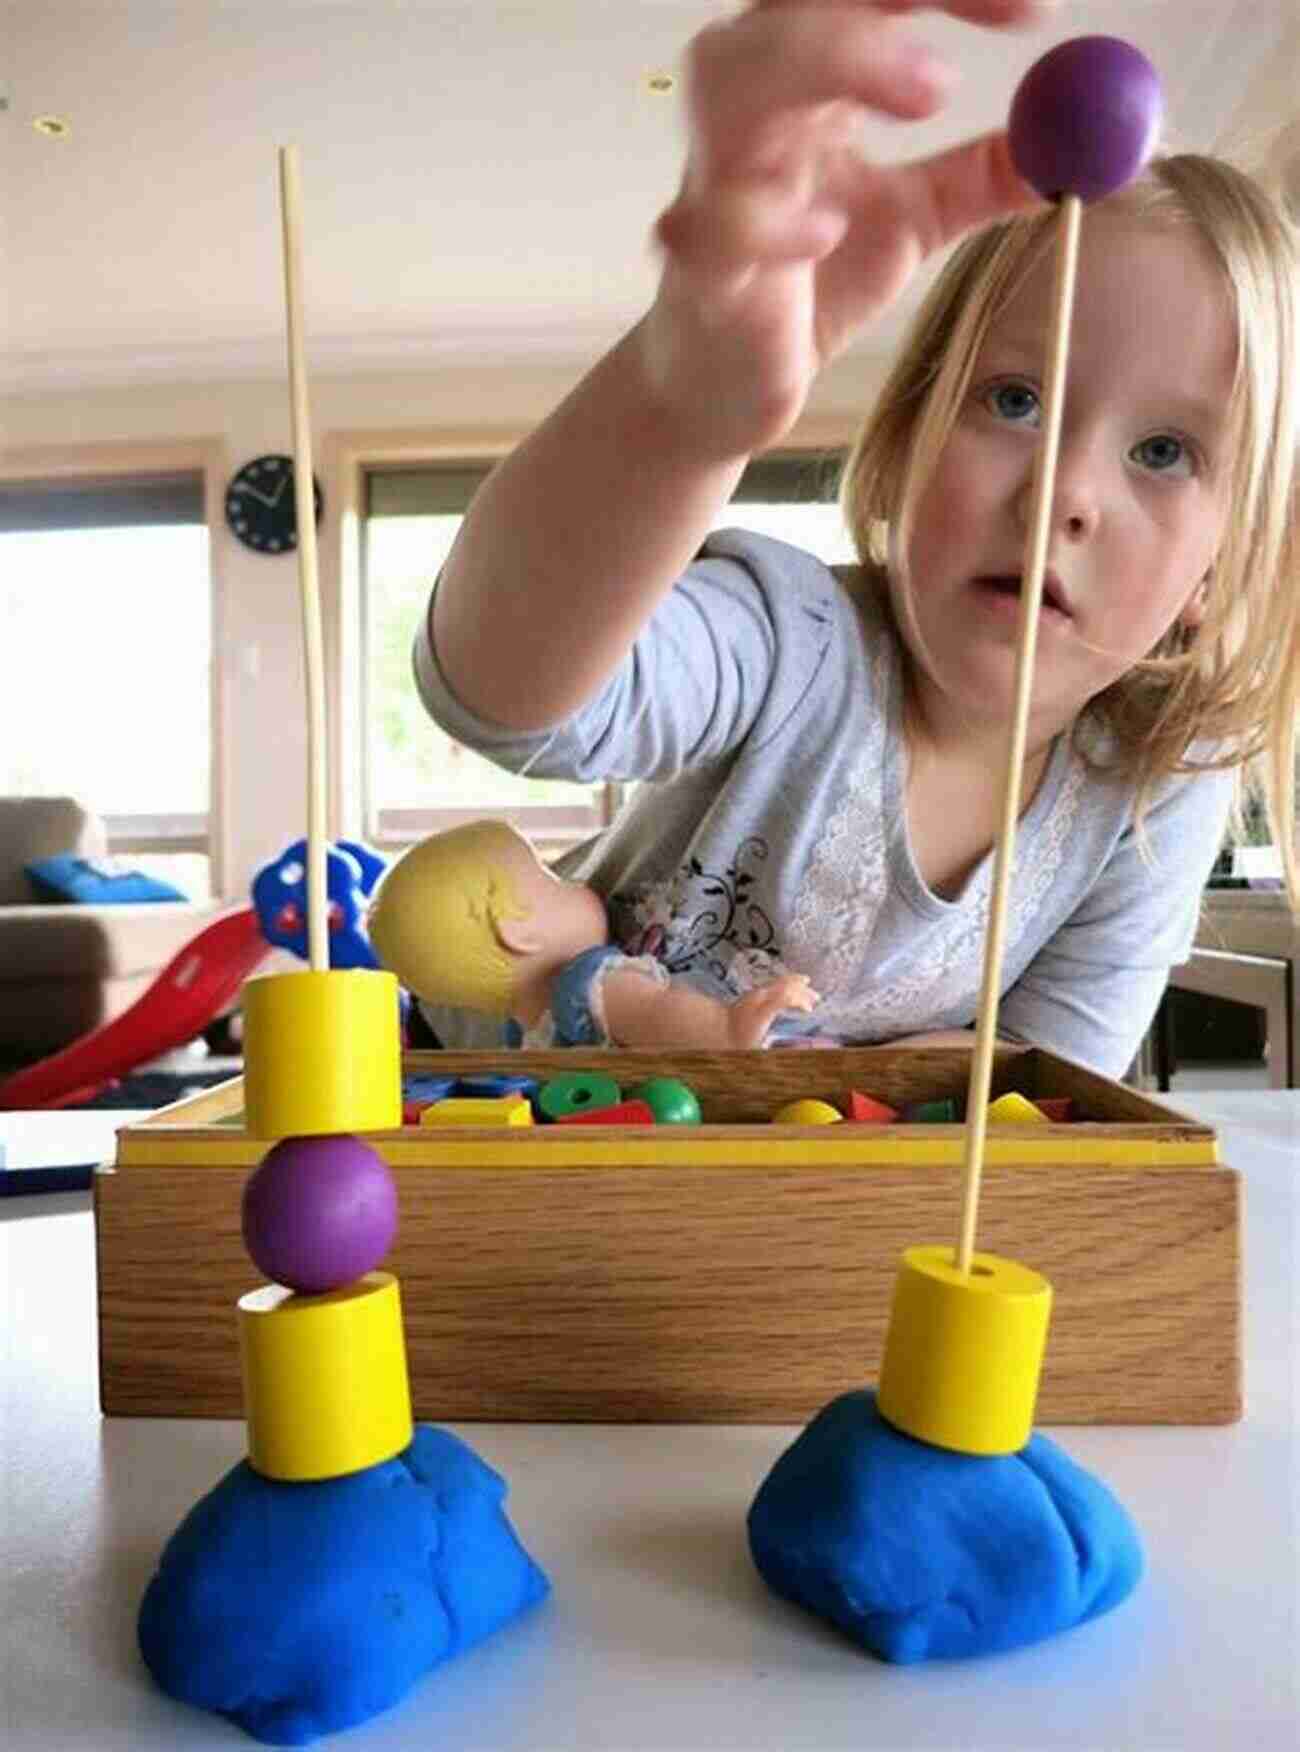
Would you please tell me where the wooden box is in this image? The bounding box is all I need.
[95,1045,1241,1425]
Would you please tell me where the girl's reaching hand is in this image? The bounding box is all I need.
[643,0,1048,459]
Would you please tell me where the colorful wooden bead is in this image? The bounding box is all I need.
[628,1076,702,1125]
[773,1099,843,1125]
[242,1134,398,1294]
[238,1271,414,1481]
[876,1246,1053,1456]
[402,1074,458,1104]
[987,1092,1051,1125]
[1008,36,1162,203]
[402,1073,458,1124]
[419,1096,534,1127]
[537,1071,621,1122]
[555,1099,655,1127]
[456,1073,540,1102]
[844,1090,899,1123]
[242,968,402,1139]
[903,1098,959,1124]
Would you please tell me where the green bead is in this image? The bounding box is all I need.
[537,1071,622,1122]
[904,1097,959,1124]
[628,1076,702,1126]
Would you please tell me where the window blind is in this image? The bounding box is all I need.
[365,453,845,518]
[366,465,495,518]
[0,473,204,533]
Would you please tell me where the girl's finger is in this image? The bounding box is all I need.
[656,181,850,281]
[894,126,1046,254]
[813,129,1042,322]
[687,7,957,179]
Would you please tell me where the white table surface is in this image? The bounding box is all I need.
[2,1094,1297,1752]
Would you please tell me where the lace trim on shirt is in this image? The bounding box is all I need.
[856,757,1089,1031]
[787,729,1088,1035]
[783,635,893,1002]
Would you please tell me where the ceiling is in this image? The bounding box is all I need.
[2,1,1296,395]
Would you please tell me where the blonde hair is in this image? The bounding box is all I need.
[367,819,533,1013]
[841,155,1299,909]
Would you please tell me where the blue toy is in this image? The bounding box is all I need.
[252,839,386,970]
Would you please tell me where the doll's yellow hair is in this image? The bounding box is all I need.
[367,820,535,1015]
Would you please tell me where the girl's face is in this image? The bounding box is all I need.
[899,211,1236,743]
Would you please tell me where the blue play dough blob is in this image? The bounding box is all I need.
[138,1425,549,1746]
[748,1390,1142,1663]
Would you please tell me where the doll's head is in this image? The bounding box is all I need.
[367,819,608,1017]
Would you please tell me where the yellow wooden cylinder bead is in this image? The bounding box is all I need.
[773,1099,843,1124]
[238,1270,413,1480]
[876,1245,1052,1456]
[242,969,402,1139]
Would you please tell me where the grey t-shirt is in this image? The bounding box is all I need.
[413,528,1232,1079]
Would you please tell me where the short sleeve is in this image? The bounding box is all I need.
[997,764,1235,1079]
[411,529,836,784]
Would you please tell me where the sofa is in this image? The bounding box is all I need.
[0,796,231,1063]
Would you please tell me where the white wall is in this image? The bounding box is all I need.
[2,352,884,898]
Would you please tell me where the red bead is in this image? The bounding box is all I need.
[554,1099,656,1127]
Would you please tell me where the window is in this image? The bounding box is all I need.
[361,449,851,850]
[0,474,214,897]
[363,464,609,853]
[725,452,857,564]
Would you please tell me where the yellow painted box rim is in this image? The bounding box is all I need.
[111,1043,1219,1171]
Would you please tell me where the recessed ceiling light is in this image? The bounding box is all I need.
[644,71,675,96]
[34,115,71,139]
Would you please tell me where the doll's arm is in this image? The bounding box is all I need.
[600,968,817,1051]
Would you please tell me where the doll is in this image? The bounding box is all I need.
[367,820,817,1050]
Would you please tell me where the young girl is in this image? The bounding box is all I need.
[413,0,1298,1079]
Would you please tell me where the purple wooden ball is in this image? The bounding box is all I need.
[242,1134,398,1295]
[1009,36,1162,203]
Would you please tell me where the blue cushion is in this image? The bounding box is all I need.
[25,854,187,904]
[138,1425,549,1745]
[748,1389,1142,1663]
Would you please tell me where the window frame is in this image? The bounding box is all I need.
[0,439,231,889]
[326,418,856,855]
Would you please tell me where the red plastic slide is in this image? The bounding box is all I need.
[0,907,269,1111]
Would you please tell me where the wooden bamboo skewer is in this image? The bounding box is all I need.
[277,144,330,975]
[955,194,1083,1277]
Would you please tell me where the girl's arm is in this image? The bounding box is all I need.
[431,329,748,732]
[430,1,1046,733]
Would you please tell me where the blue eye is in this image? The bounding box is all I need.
[982,380,1040,426]
[1131,434,1193,478]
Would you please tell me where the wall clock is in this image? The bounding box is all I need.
[225,454,323,554]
